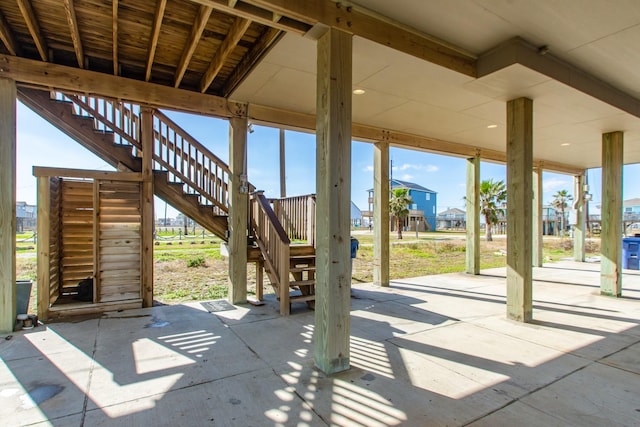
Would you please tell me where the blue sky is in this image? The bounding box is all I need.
[15,101,637,218]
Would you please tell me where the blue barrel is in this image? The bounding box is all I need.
[622,237,640,270]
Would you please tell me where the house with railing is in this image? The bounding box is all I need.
[366,179,437,231]
[436,208,465,230]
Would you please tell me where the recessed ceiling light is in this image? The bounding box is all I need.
[487,124,498,129]
[353,89,365,95]
[561,143,571,146]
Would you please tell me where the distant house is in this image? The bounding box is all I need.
[437,208,465,230]
[366,179,437,231]
[16,201,37,232]
[350,201,362,227]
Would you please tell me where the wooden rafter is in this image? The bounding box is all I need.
[0,11,20,56]
[199,17,251,93]
[112,0,118,75]
[222,26,281,97]
[63,0,83,68]
[16,0,48,61]
[145,0,167,82]
[174,5,212,88]
[242,0,477,77]
[188,0,310,33]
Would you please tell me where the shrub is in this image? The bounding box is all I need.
[187,256,206,268]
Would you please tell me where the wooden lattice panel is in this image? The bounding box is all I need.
[48,177,62,303]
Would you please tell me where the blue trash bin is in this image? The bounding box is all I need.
[622,237,640,270]
[350,237,359,271]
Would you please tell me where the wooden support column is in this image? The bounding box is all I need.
[36,176,50,320]
[140,107,154,307]
[466,155,480,275]
[506,97,533,322]
[373,140,390,286]
[314,27,352,375]
[574,173,586,262]
[279,128,286,198]
[0,78,16,334]
[228,116,248,304]
[532,166,544,267]
[601,131,623,297]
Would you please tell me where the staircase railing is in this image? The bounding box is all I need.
[55,92,230,214]
[272,194,316,246]
[250,191,290,314]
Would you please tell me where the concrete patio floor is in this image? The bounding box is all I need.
[1,260,639,426]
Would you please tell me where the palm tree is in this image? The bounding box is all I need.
[479,179,506,242]
[552,189,573,237]
[390,188,413,239]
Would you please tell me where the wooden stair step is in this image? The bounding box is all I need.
[290,266,316,273]
[289,294,316,303]
[290,279,314,288]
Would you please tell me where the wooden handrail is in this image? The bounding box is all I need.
[272,194,316,245]
[250,192,290,314]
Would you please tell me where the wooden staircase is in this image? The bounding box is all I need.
[18,88,315,314]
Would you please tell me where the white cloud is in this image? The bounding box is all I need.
[363,165,374,172]
[392,163,438,172]
[401,174,413,180]
[543,178,571,192]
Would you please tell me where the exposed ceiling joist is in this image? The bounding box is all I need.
[112,0,118,75]
[0,53,582,175]
[222,26,281,97]
[62,0,83,68]
[16,0,48,61]
[188,0,311,34]
[200,17,251,93]
[0,11,20,56]
[243,0,477,77]
[145,0,167,82]
[174,5,213,88]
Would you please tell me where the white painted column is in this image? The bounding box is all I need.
[506,97,533,322]
[228,116,248,304]
[573,173,586,262]
[601,131,623,297]
[466,155,480,274]
[314,27,352,375]
[532,166,543,267]
[373,141,390,286]
[0,78,16,333]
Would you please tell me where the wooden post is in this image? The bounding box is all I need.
[574,173,586,262]
[0,78,16,334]
[373,140,390,286]
[140,107,155,307]
[36,176,50,321]
[228,116,248,304]
[466,155,480,275]
[279,128,286,198]
[532,166,544,267]
[601,131,623,297]
[506,97,533,322]
[314,27,352,375]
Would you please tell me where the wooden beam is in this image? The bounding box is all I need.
[373,140,390,286]
[33,166,142,181]
[175,5,213,88]
[601,131,623,297]
[243,0,476,76]
[200,17,251,93]
[0,11,20,56]
[62,0,84,68]
[279,128,286,197]
[228,116,248,304]
[112,0,118,75]
[140,107,154,307]
[314,27,352,375]
[532,166,543,267]
[145,0,167,82]
[16,0,48,61]
[466,155,480,275]
[506,97,533,323]
[222,26,282,97]
[0,54,238,117]
[188,0,311,34]
[0,78,16,334]
[36,176,50,320]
